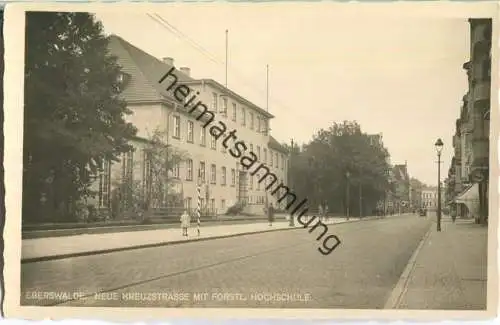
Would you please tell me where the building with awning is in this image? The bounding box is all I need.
[445,19,490,225]
[450,183,480,217]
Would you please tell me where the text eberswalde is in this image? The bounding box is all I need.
[159,67,341,255]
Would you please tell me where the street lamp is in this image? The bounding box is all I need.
[346,171,351,220]
[288,139,295,226]
[435,138,444,232]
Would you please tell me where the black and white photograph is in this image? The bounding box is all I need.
[3,1,498,321]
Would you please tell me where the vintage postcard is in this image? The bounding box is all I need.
[3,1,499,321]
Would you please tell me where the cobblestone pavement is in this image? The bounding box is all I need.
[21,214,431,309]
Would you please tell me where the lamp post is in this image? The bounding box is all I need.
[288,139,295,226]
[346,171,351,220]
[435,138,444,232]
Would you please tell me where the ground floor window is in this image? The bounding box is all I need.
[99,160,111,208]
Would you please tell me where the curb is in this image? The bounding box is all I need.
[383,223,433,309]
[21,217,379,264]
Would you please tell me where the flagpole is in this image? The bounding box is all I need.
[266,64,269,112]
[225,29,228,88]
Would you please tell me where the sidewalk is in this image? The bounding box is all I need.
[386,217,488,310]
[22,215,376,263]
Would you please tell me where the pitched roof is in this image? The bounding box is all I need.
[183,79,274,119]
[268,136,288,154]
[108,35,274,122]
[107,34,193,103]
[393,164,409,181]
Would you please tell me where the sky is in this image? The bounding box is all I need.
[94,4,470,186]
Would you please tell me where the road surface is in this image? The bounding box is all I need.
[21,214,432,309]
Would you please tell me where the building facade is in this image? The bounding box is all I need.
[421,186,445,210]
[88,35,289,219]
[392,162,411,213]
[447,18,491,224]
[383,161,411,214]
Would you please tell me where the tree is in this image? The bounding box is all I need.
[288,121,391,216]
[23,12,137,222]
[110,128,188,222]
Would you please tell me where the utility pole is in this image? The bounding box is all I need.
[289,138,295,226]
[346,171,350,220]
[359,183,363,218]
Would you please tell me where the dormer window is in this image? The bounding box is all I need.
[115,72,130,93]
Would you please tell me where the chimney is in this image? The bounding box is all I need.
[162,57,174,66]
[180,67,191,77]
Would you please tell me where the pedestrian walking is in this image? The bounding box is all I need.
[451,206,457,223]
[180,210,191,237]
[318,204,324,222]
[267,203,275,226]
[324,203,329,222]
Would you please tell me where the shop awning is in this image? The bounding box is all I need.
[454,183,480,216]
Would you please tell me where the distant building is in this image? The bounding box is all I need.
[384,161,411,214]
[421,186,445,210]
[368,133,383,147]
[393,162,410,212]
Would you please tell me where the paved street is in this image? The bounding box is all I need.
[21,214,433,309]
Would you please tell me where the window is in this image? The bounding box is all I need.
[250,144,253,153]
[249,174,253,189]
[121,151,134,189]
[186,159,193,181]
[221,166,227,185]
[257,116,261,133]
[143,150,153,205]
[199,161,206,183]
[250,112,254,130]
[264,149,267,164]
[184,197,192,212]
[221,97,228,117]
[231,168,236,186]
[210,199,215,213]
[187,121,194,143]
[212,92,218,110]
[256,174,260,190]
[275,153,278,168]
[241,107,246,126]
[99,160,111,208]
[262,119,268,135]
[200,198,205,210]
[172,161,180,179]
[270,151,273,167]
[200,127,206,146]
[211,134,217,150]
[173,115,181,139]
[221,199,226,211]
[211,164,217,184]
[257,146,261,160]
[232,103,237,121]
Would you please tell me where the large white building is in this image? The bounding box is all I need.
[88,35,289,218]
[421,186,445,210]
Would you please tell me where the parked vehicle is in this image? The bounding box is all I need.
[418,208,427,217]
